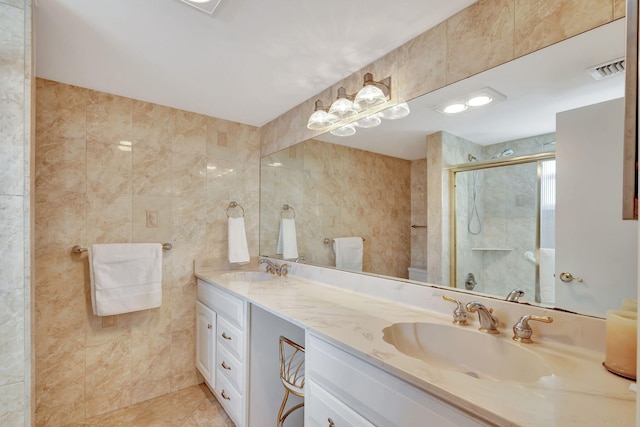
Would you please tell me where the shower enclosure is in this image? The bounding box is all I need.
[450,153,556,304]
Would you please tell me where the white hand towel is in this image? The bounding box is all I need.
[333,237,363,272]
[228,216,250,264]
[539,248,556,304]
[276,218,299,260]
[89,243,162,316]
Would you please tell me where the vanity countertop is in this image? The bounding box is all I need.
[195,269,636,426]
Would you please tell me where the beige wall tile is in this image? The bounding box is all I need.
[515,0,613,57]
[87,90,132,145]
[35,134,86,193]
[174,110,207,155]
[447,0,515,84]
[398,22,447,102]
[614,0,626,19]
[132,100,175,152]
[34,292,85,359]
[85,310,132,348]
[130,377,171,406]
[87,141,133,194]
[35,245,86,301]
[85,388,131,419]
[34,190,85,248]
[85,340,132,400]
[36,79,87,138]
[170,328,198,392]
[172,153,206,198]
[169,284,196,333]
[85,192,132,244]
[35,401,85,427]
[129,331,171,387]
[35,350,84,411]
[0,195,24,289]
[132,148,173,196]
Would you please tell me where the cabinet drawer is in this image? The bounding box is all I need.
[217,316,245,361]
[307,380,375,427]
[307,335,487,427]
[197,279,245,328]
[216,342,244,393]
[215,370,244,427]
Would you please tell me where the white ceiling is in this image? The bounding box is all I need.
[319,19,626,159]
[34,0,477,127]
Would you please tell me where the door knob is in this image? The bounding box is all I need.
[559,272,583,283]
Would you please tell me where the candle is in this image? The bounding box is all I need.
[605,310,637,379]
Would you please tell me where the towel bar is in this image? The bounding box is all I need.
[323,237,365,245]
[72,243,173,254]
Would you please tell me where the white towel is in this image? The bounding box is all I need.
[276,218,299,260]
[89,243,162,316]
[228,216,250,264]
[333,237,363,272]
[539,248,556,304]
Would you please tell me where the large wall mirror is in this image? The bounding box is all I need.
[260,19,637,318]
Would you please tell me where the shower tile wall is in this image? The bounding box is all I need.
[261,139,411,278]
[34,79,260,426]
[0,0,32,425]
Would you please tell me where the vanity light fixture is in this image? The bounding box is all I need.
[436,87,506,116]
[307,73,406,136]
[179,0,222,14]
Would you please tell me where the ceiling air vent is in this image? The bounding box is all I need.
[588,57,625,80]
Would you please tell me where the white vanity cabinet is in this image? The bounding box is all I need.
[195,301,216,388]
[197,279,249,427]
[306,334,489,427]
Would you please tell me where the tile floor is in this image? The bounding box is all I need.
[67,384,235,426]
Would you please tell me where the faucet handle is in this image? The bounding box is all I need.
[278,263,290,276]
[512,315,553,343]
[442,295,469,325]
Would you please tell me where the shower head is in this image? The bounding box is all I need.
[492,148,514,159]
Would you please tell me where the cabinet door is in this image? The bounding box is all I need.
[196,301,216,387]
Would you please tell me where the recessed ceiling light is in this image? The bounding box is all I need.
[442,103,467,114]
[467,95,493,107]
[179,0,222,14]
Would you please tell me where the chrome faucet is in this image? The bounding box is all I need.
[465,302,500,334]
[512,314,553,343]
[505,289,525,302]
[442,295,469,325]
[259,259,290,277]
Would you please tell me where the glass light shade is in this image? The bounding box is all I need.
[467,95,493,107]
[354,114,382,128]
[379,102,410,120]
[354,85,386,110]
[329,97,357,119]
[330,124,356,137]
[307,109,336,130]
[443,103,468,114]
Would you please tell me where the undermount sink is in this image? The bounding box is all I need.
[220,271,277,282]
[383,322,553,382]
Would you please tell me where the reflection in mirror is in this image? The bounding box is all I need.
[259,19,635,317]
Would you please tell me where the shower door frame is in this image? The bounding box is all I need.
[448,152,555,301]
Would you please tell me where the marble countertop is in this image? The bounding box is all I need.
[195,269,636,426]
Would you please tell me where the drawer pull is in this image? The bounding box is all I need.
[328,418,335,427]
[221,332,232,340]
[207,324,212,329]
[221,390,231,400]
[221,361,231,370]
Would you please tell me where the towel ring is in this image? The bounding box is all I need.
[281,204,296,219]
[227,201,245,218]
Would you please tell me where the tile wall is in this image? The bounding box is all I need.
[33,79,260,426]
[0,0,32,425]
[260,0,623,156]
[410,158,428,269]
[260,139,411,278]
